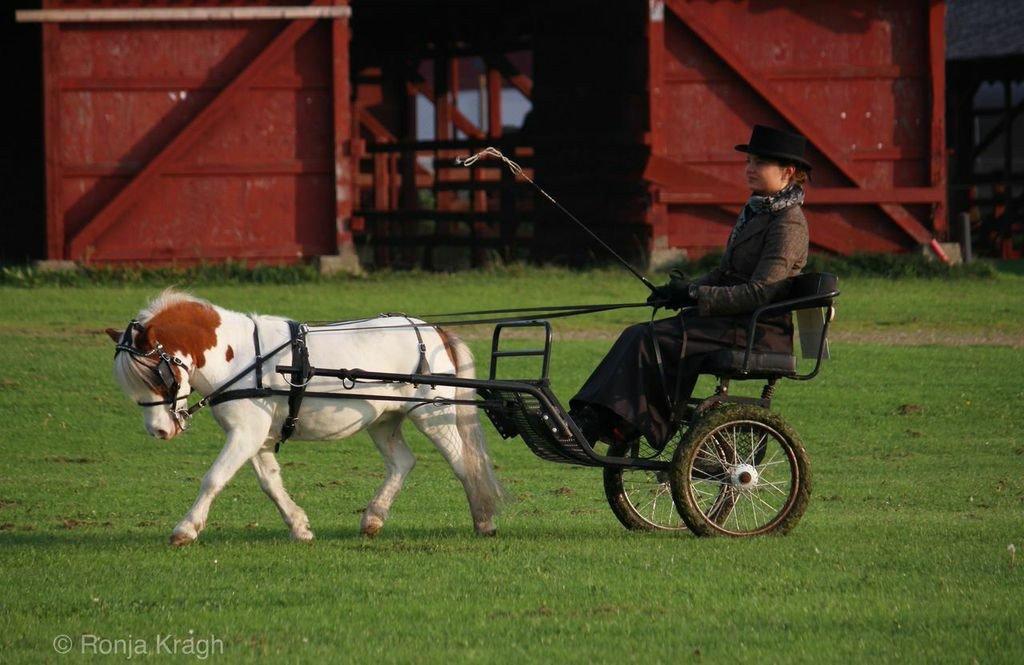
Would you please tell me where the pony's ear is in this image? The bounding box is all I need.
[105,328,122,343]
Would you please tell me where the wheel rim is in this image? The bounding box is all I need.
[687,420,798,536]
[615,435,687,531]
[621,468,687,531]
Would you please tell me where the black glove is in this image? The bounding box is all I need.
[646,284,672,305]
[646,275,695,309]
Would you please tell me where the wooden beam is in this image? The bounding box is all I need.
[68,2,328,260]
[646,0,669,247]
[88,243,305,263]
[487,66,502,138]
[808,215,903,254]
[484,54,533,99]
[928,0,948,238]
[407,79,485,140]
[17,6,350,23]
[331,3,355,259]
[43,22,63,260]
[663,0,938,248]
[658,187,945,205]
[664,65,921,83]
[644,153,740,221]
[358,108,396,142]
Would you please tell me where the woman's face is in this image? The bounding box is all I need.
[744,154,795,195]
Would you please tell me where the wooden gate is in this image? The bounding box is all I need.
[23,1,356,265]
[643,0,949,259]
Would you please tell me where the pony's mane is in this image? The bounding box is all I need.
[137,288,210,325]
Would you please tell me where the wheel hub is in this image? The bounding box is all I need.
[730,463,759,489]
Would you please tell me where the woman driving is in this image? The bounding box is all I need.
[570,125,812,449]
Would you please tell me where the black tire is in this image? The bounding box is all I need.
[603,438,688,532]
[669,404,810,537]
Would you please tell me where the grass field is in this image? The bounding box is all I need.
[1,267,1023,663]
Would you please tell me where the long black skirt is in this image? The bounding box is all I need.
[570,311,793,448]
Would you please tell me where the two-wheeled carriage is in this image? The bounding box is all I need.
[109,146,835,543]
[273,272,838,538]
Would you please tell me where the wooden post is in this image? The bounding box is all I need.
[431,53,455,268]
[329,1,361,274]
[928,0,948,239]
[42,22,64,260]
[471,71,489,267]
[487,66,502,139]
[646,0,669,267]
[488,65,512,258]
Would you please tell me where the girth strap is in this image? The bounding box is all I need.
[381,313,432,375]
[249,314,263,390]
[407,317,431,375]
[277,320,313,452]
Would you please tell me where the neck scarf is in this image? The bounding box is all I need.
[728,184,805,246]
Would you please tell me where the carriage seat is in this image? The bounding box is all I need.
[699,272,838,381]
[701,349,797,378]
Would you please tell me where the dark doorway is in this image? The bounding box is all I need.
[1,2,45,263]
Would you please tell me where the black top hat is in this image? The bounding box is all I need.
[735,125,812,171]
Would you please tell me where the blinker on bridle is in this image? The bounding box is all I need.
[114,319,193,430]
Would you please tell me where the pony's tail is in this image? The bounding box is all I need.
[448,332,505,516]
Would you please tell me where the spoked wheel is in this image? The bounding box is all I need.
[603,436,688,532]
[669,405,810,537]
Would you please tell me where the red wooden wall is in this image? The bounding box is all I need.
[643,0,948,258]
[27,0,949,266]
[37,0,353,264]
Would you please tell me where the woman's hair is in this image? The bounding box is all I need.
[774,159,809,188]
[752,153,810,188]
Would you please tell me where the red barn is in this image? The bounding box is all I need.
[11,0,951,268]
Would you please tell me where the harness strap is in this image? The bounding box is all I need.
[672,311,691,419]
[189,336,291,415]
[646,313,674,415]
[379,312,432,375]
[407,316,431,375]
[277,320,312,452]
[249,315,263,390]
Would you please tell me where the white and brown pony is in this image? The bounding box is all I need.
[106,289,502,545]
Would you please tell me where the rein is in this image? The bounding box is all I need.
[115,300,651,443]
[304,301,650,331]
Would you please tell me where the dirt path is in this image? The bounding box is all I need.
[473,327,1024,347]
[4,324,1023,348]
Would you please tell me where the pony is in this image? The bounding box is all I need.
[106,289,502,545]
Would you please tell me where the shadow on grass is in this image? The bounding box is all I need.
[0,521,690,549]
[0,526,314,549]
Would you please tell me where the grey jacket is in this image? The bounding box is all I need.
[692,204,809,316]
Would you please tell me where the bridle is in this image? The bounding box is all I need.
[114,320,193,431]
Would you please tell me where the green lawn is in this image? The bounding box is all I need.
[1,268,1022,663]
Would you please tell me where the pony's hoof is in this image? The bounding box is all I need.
[291,527,315,542]
[360,515,384,538]
[169,526,197,547]
[475,521,497,537]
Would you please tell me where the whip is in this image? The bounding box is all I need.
[456,147,657,293]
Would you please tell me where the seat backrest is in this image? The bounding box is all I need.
[788,272,839,300]
[790,273,838,362]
